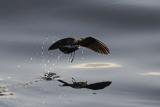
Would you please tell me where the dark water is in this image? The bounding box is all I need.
[0,0,160,107]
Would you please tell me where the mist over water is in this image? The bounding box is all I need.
[0,0,160,107]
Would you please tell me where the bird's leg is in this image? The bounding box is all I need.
[69,52,73,63]
[72,77,77,84]
[70,51,75,63]
[69,52,73,62]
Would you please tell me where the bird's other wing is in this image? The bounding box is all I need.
[78,37,110,55]
[86,81,112,90]
[48,38,75,50]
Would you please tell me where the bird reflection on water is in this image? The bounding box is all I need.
[58,78,112,90]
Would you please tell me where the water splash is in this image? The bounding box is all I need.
[0,86,14,97]
[30,57,33,61]
[41,36,64,74]
[80,48,85,60]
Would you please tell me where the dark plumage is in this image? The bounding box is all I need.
[58,79,112,90]
[48,37,110,62]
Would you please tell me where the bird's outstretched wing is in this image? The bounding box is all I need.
[48,38,75,50]
[86,81,112,90]
[78,37,110,55]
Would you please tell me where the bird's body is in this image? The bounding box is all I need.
[59,45,79,54]
[48,37,110,62]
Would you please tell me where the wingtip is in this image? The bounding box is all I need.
[48,46,55,51]
[48,47,51,51]
[48,47,54,51]
[104,51,110,55]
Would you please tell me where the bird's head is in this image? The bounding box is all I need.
[77,38,84,43]
[80,38,84,40]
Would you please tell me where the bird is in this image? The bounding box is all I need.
[48,37,110,62]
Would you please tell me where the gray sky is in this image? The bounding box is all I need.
[1,0,160,69]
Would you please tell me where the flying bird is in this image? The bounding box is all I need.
[48,37,110,62]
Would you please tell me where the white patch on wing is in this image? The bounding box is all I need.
[70,62,121,69]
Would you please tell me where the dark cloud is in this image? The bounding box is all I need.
[0,0,160,32]
[55,4,160,31]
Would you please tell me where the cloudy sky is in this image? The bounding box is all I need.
[1,0,160,71]
[0,0,160,107]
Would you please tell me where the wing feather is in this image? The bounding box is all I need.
[78,37,110,55]
[48,38,75,50]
